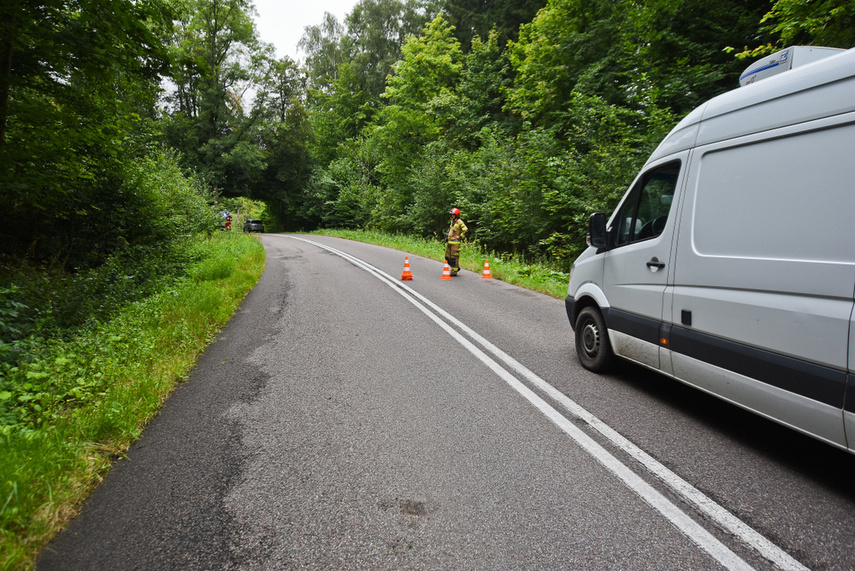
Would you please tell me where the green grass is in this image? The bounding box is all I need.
[0,232,265,570]
[311,229,571,299]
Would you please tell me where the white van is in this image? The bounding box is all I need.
[565,46,855,452]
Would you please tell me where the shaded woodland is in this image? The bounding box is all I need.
[2,0,853,272]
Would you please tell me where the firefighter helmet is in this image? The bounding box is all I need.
[449,207,460,217]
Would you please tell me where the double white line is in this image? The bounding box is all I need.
[290,236,808,571]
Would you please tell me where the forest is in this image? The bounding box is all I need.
[2,0,854,275]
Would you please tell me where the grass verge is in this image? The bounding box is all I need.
[0,232,265,570]
[311,229,570,299]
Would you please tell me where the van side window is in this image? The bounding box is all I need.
[614,161,680,246]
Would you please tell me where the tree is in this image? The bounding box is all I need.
[766,0,855,47]
[506,0,625,125]
[163,0,262,194]
[433,29,515,148]
[249,57,313,230]
[299,12,347,94]
[0,0,170,150]
[0,0,174,264]
[252,111,314,230]
[164,1,318,227]
[307,62,375,168]
[383,13,463,108]
[507,0,775,124]
[256,56,306,124]
[368,13,463,231]
[343,0,437,101]
[737,0,855,57]
[441,0,547,51]
[303,0,436,178]
[628,0,774,116]
[305,136,379,229]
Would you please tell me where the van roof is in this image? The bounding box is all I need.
[647,47,855,164]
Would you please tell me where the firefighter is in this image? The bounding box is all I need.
[445,207,468,276]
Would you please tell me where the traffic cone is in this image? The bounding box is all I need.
[400,256,414,281]
[481,259,493,279]
[441,261,453,280]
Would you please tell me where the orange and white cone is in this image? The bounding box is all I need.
[441,261,453,280]
[481,259,493,279]
[400,256,414,281]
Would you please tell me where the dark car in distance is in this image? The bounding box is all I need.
[243,219,264,233]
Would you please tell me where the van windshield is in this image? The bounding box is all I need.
[614,161,680,246]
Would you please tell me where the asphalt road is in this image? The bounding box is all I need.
[38,235,855,570]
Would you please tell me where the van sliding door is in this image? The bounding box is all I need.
[670,122,855,448]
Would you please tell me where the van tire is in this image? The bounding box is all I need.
[575,306,613,372]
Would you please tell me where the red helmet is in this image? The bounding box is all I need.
[449,207,460,217]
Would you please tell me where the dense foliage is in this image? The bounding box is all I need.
[2,0,852,275]
[1,0,177,266]
[300,0,853,269]
[0,0,852,316]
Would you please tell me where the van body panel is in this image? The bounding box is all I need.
[669,114,855,444]
[648,119,701,163]
[669,325,847,408]
[566,47,855,451]
[671,285,852,371]
[671,352,847,447]
[609,329,660,368]
[570,280,609,311]
[673,119,855,371]
[703,50,855,122]
[687,117,855,266]
[696,76,855,149]
[844,409,854,451]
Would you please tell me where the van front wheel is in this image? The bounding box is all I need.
[575,307,613,372]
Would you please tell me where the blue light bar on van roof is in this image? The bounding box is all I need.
[739,46,845,86]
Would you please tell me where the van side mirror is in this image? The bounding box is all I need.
[588,212,608,249]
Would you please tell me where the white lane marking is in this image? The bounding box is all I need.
[382,280,810,571]
[287,236,808,571]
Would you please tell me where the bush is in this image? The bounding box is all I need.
[1,146,219,271]
[121,150,221,243]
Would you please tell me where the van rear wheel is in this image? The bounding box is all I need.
[575,306,613,372]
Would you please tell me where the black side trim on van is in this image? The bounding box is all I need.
[603,308,846,408]
[605,308,661,346]
[669,326,846,409]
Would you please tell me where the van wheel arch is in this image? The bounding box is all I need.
[574,305,614,372]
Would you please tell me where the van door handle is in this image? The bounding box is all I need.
[646,257,665,270]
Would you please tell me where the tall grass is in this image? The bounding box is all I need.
[0,232,264,570]
[312,229,571,299]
